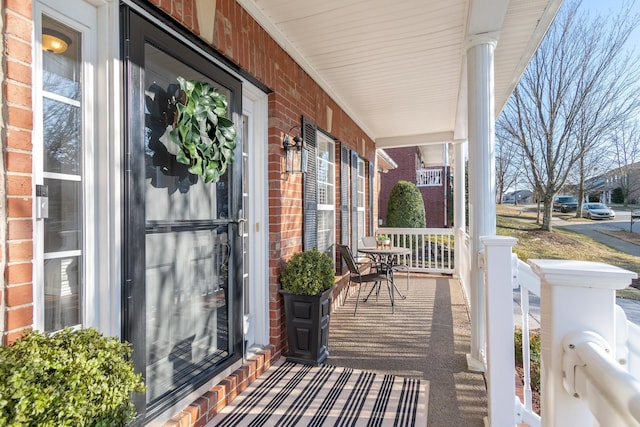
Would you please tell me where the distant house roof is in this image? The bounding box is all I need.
[376,149,398,173]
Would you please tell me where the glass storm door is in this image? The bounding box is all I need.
[122,9,243,418]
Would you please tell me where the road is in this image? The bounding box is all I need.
[512,205,640,327]
[551,208,640,257]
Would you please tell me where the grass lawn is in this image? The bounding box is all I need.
[496,204,640,300]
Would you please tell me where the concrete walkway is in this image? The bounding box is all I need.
[329,274,487,427]
[554,221,640,257]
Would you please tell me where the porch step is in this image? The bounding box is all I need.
[163,345,277,427]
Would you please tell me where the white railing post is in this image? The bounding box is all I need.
[481,235,518,427]
[529,260,637,427]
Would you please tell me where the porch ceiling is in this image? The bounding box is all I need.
[237,0,562,148]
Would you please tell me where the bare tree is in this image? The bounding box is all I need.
[495,131,521,204]
[497,0,640,230]
[571,84,638,216]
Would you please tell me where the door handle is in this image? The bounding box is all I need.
[235,209,247,237]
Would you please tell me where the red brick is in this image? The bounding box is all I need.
[7,174,31,196]
[6,0,32,19]
[5,328,31,345]
[6,305,33,330]
[7,197,31,218]
[5,81,32,107]
[6,37,32,64]
[6,283,33,306]
[6,128,32,150]
[5,12,32,41]
[8,219,32,240]
[6,263,32,285]
[6,151,32,175]
[6,60,32,86]
[7,106,33,131]
[7,240,33,262]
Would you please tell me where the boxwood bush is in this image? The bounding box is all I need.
[0,328,145,426]
[386,180,426,228]
[280,249,335,296]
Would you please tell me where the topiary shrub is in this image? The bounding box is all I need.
[0,328,146,426]
[280,249,335,295]
[386,180,426,228]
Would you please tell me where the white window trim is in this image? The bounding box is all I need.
[316,133,335,257]
[357,157,366,240]
[33,0,120,335]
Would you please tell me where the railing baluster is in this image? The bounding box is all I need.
[375,227,454,274]
[521,287,533,412]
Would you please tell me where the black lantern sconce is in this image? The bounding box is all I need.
[282,126,308,174]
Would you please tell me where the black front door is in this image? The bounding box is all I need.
[122,7,243,420]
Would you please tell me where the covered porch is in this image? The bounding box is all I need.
[327,275,487,426]
[208,273,488,426]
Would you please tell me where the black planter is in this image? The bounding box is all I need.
[279,287,332,366]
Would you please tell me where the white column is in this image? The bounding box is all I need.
[453,139,467,280]
[530,259,637,426]
[466,34,498,369]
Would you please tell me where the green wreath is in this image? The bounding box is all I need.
[169,76,237,184]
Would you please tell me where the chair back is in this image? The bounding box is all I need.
[337,244,360,275]
[360,236,377,248]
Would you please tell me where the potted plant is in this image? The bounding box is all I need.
[0,328,146,425]
[377,233,391,247]
[279,248,335,365]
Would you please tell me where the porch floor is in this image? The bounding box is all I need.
[327,274,487,426]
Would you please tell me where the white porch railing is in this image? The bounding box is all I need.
[481,236,639,427]
[415,168,442,187]
[512,256,541,426]
[456,228,471,304]
[377,227,454,274]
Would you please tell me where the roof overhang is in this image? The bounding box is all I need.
[237,0,562,147]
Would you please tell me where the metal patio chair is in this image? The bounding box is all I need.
[337,244,394,315]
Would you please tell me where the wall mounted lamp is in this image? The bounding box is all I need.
[282,126,308,174]
[42,28,71,54]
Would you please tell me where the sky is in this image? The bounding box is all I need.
[580,0,640,52]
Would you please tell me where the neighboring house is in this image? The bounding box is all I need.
[502,190,533,204]
[379,146,451,228]
[0,0,561,426]
[586,162,640,204]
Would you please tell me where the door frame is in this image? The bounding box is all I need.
[241,83,269,356]
[121,6,244,420]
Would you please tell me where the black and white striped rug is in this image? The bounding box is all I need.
[209,360,428,427]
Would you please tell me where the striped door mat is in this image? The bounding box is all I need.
[209,360,428,427]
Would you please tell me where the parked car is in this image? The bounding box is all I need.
[582,203,615,220]
[553,196,578,213]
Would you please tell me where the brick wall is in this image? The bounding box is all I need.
[2,0,34,344]
[378,147,448,228]
[1,0,377,423]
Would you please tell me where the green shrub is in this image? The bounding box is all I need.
[612,187,625,204]
[0,328,146,426]
[280,249,335,295]
[514,327,541,392]
[386,180,426,228]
